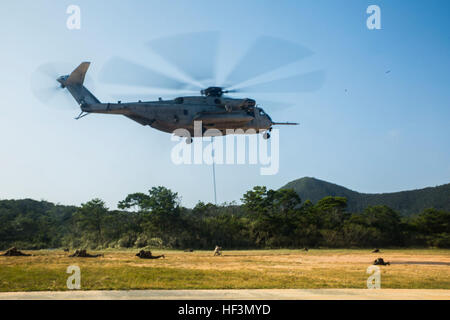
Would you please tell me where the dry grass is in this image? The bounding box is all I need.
[0,249,449,291]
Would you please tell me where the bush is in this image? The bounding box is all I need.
[429,233,450,248]
[118,234,137,248]
[147,237,163,248]
[134,234,150,248]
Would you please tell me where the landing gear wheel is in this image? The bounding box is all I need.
[263,132,271,140]
[186,137,193,144]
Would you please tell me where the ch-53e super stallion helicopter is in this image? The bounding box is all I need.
[57,61,297,143]
[32,33,324,143]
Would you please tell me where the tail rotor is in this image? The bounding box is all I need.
[30,62,96,111]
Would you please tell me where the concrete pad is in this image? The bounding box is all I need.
[0,289,449,300]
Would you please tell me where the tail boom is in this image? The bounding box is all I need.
[58,61,100,106]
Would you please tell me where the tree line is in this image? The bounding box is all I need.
[0,186,449,250]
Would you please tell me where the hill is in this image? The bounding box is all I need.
[281,177,450,216]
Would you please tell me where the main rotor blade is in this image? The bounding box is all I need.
[99,57,190,90]
[146,31,220,84]
[224,36,314,87]
[108,89,199,102]
[234,70,325,94]
[253,99,294,111]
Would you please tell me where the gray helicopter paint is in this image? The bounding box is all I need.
[82,97,273,136]
[59,62,294,138]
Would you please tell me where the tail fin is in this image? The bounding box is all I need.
[60,62,100,105]
[66,62,90,86]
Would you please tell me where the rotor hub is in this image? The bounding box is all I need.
[201,86,227,97]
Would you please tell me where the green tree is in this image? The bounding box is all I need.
[412,208,450,247]
[118,192,150,211]
[119,186,181,247]
[314,196,348,230]
[73,198,109,247]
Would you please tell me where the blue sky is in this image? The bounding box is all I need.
[0,0,449,208]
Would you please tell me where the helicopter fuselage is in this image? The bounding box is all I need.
[58,62,296,139]
[82,96,273,136]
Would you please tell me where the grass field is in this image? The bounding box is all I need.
[0,249,449,291]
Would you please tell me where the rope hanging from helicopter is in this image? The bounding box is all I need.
[211,136,217,205]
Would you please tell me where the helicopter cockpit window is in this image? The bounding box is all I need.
[174,97,184,104]
[259,110,266,116]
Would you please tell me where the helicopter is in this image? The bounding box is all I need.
[32,33,324,143]
[57,61,297,143]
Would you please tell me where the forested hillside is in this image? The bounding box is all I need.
[1,184,449,250]
[282,177,450,216]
